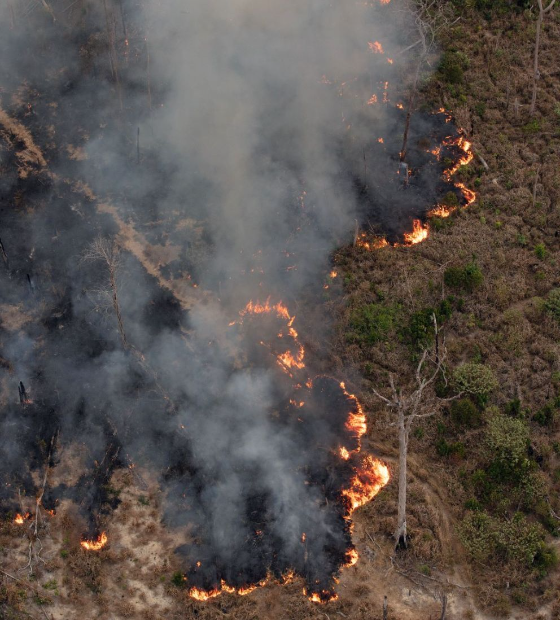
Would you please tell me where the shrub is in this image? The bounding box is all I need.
[171,572,185,587]
[444,262,483,292]
[544,289,560,323]
[403,298,453,348]
[347,303,398,344]
[533,402,557,427]
[438,51,470,84]
[486,413,530,483]
[451,398,482,427]
[534,243,547,260]
[453,363,498,397]
[459,511,545,568]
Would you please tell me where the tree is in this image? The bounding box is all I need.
[82,236,128,348]
[400,1,459,163]
[530,0,557,116]
[372,317,457,548]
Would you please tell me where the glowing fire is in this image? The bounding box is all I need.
[329,270,338,278]
[427,205,454,219]
[339,446,350,460]
[304,588,339,603]
[344,548,359,567]
[189,587,220,601]
[81,532,108,551]
[402,220,429,245]
[367,94,378,105]
[342,455,390,512]
[356,233,389,251]
[14,512,29,524]
[368,41,384,54]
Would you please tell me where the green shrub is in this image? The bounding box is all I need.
[438,51,470,84]
[171,572,185,587]
[534,243,547,260]
[347,303,398,344]
[533,402,557,427]
[486,413,530,483]
[453,363,498,397]
[402,298,453,348]
[444,262,483,292]
[451,398,482,427]
[544,289,560,322]
[459,511,545,568]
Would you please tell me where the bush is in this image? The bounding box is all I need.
[438,51,470,84]
[451,398,482,427]
[453,363,498,397]
[544,289,560,323]
[534,243,547,260]
[486,413,530,483]
[459,511,545,568]
[533,402,557,427]
[347,303,398,344]
[402,298,453,348]
[171,572,185,587]
[444,262,483,292]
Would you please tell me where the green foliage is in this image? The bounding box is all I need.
[347,303,398,344]
[504,399,521,417]
[533,401,557,427]
[171,572,185,587]
[438,51,470,84]
[138,495,150,506]
[464,498,482,511]
[459,511,545,568]
[402,298,453,348]
[523,119,541,134]
[451,398,482,428]
[544,288,560,323]
[486,413,530,482]
[453,363,498,397]
[60,549,69,559]
[534,243,547,260]
[444,262,483,292]
[436,438,465,459]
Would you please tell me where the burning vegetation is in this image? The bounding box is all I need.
[0,0,481,615]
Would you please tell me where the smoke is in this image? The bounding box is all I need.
[0,0,454,600]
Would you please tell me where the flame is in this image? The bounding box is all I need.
[367,94,378,105]
[403,220,429,245]
[339,446,350,460]
[240,298,291,322]
[329,270,338,278]
[14,512,29,524]
[396,102,404,109]
[378,138,384,144]
[444,136,474,179]
[387,58,393,64]
[81,532,108,551]
[427,205,454,219]
[356,233,389,251]
[344,548,359,567]
[189,587,220,601]
[304,588,339,604]
[368,41,384,54]
[342,455,390,513]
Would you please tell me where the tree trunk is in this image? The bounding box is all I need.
[530,6,543,116]
[109,270,128,348]
[394,407,408,548]
[400,58,422,163]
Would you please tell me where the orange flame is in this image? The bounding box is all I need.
[189,587,220,601]
[403,220,429,245]
[356,233,389,251]
[427,205,454,219]
[368,41,384,54]
[81,532,108,551]
[14,513,29,524]
[344,548,359,567]
[342,455,390,513]
[339,446,350,460]
[367,94,378,105]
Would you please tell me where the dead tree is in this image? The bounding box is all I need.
[371,317,458,548]
[82,236,128,349]
[400,1,458,163]
[530,0,557,116]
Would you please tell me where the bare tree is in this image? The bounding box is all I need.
[371,317,458,548]
[400,1,459,163]
[530,0,556,116]
[82,236,128,349]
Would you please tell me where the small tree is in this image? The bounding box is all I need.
[372,317,458,548]
[530,0,557,116]
[82,236,128,349]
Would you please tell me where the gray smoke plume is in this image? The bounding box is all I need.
[0,0,454,600]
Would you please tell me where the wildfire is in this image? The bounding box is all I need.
[342,455,390,513]
[329,270,338,278]
[367,94,378,105]
[14,512,30,524]
[427,205,454,219]
[189,587,220,601]
[368,41,384,54]
[344,548,359,567]
[444,136,474,179]
[304,588,339,603]
[80,532,108,551]
[378,137,384,144]
[356,232,389,251]
[339,446,350,460]
[402,220,429,245]
[240,298,291,322]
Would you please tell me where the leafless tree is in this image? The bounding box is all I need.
[400,1,459,163]
[371,317,458,548]
[82,236,128,349]
[530,0,556,116]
